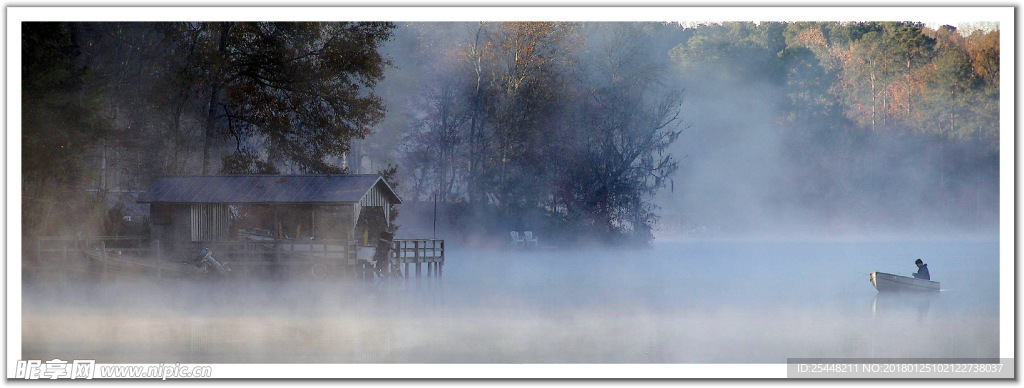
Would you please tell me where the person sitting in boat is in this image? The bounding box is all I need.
[913,259,930,280]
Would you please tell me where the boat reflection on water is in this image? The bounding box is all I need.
[870,289,941,319]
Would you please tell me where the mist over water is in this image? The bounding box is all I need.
[17,18,1003,373]
[23,239,998,364]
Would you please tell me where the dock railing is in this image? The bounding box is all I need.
[31,235,181,281]
[391,239,444,278]
[31,235,444,280]
[35,235,153,258]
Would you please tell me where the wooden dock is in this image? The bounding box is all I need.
[392,239,445,278]
[28,235,444,282]
[29,236,194,282]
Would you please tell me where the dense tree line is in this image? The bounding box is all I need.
[22,20,999,243]
[666,21,998,233]
[22,23,110,237]
[393,22,687,245]
[388,21,999,242]
[22,22,395,238]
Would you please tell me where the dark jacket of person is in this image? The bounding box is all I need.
[913,263,930,280]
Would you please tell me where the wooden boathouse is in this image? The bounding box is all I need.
[122,174,444,280]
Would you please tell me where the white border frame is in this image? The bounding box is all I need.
[7,5,1014,380]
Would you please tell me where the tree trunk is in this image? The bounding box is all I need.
[202,22,231,175]
[869,72,876,131]
[467,23,485,205]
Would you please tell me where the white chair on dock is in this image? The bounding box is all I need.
[524,231,538,247]
[510,231,525,246]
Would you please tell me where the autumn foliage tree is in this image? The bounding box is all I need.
[673,21,999,231]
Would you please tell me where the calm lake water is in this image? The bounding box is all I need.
[22,239,1000,364]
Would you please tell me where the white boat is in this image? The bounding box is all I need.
[869,271,940,292]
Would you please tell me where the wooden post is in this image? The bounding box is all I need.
[403,240,409,279]
[346,240,354,265]
[414,240,421,278]
[392,242,398,277]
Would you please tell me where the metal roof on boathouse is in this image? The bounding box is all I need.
[137,174,402,205]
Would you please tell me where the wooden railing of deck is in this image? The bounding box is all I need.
[391,239,445,278]
[32,236,184,281]
[32,235,445,280]
[35,235,154,258]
